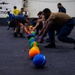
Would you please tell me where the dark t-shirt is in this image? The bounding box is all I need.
[58,6,66,13]
[14,15,26,24]
[15,17,26,24]
[10,15,26,27]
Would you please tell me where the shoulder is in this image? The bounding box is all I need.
[48,13,56,20]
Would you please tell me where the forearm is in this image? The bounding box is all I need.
[37,23,47,37]
[33,19,42,31]
[33,23,39,31]
[41,20,53,39]
[41,23,49,39]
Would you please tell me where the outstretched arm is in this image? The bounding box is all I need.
[40,20,53,40]
[32,22,39,31]
[37,21,47,37]
[32,19,42,31]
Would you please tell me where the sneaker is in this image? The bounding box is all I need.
[45,43,56,48]
[14,32,18,37]
[20,33,26,38]
[46,38,50,42]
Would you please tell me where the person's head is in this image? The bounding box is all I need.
[57,3,62,9]
[42,8,51,20]
[24,15,30,23]
[14,6,17,9]
[24,15,29,19]
[37,11,42,19]
[21,8,24,12]
[7,11,10,15]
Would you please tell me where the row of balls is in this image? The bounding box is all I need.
[27,31,46,68]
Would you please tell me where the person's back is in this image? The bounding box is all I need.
[14,15,30,25]
[49,12,71,25]
[14,15,26,25]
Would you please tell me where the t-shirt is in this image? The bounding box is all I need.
[12,9,20,16]
[58,6,66,13]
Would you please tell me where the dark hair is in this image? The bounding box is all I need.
[58,3,62,6]
[21,8,24,10]
[24,15,28,18]
[37,11,42,15]
[7,11,10,14]
[43,8,51,20]
[14,6,17,9]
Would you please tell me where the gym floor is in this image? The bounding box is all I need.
[0,26,75,75]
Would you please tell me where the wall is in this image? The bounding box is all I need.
[27,0,75,18]
[0,0,23,18]
[0,0,75,18]
[0,0,75,26]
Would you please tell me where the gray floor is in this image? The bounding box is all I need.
[0,26,75,75]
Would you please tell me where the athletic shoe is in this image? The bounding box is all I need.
[20,33,26,38]
[14,32,18,37]
[45,43,56,48]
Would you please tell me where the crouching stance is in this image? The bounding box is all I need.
[13,15,29,38]
[37,8,75,49]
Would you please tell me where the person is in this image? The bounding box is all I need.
[37,8,75,49]
[37,11,43,19]
[32,11,43,35]
[18,8,25,15]
[57,3,66,13]
[7,11,15,30]
[12,6,20,16]
[10,15,29,38]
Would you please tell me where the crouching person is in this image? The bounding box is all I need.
[13,15,29,38]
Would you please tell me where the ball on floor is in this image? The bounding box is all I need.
[33,54,46,67]
[27,34,35,39]
[29,46,40,59]
[30,41,39,48]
